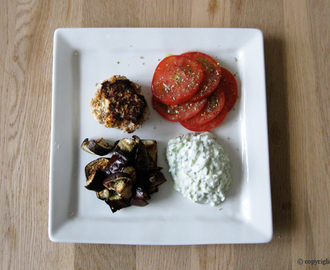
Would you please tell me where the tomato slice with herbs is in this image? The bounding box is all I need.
[181,52,221,102]
[180,104,228,132]
[151,55,204,105]
[180,84,225,127]
[152,95,207,122]
[219,67,238,111]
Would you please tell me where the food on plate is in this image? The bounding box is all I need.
[151,55,204,105]
[82,136,166,213]
[91,75,150,133]
[218,67,238,111]
[181,52,221,102]
[81,137,113,156]
[180,83,225,127]
[152,95,207,122]
[85,158,111,191]
[151,52,238,132]
[166,132,232,205]
[181,105,228,132]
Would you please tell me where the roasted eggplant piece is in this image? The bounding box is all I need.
[85,158,110,192]
[81,135,167,213]
[119,183,134,200]
[147,170,167,194]
[103,172,131,182]
[122,166,136,181]
[106,199,130,213]
[130,186,150,206]
[103,170,136,201]
[114,138,137,154]
[103,172,132,194]
[106,149,129,173]
[96,188,110,200]
[142,140,158,170]
[105,191,131,213]
[134,136,150,172]
[81,138,113,156]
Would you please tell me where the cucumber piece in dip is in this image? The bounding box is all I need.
[166,132,232,205]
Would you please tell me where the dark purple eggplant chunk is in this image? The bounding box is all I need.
[84,158,110,192]
[106,199,130,213]
[103,173,132,194]
[105,192,131,213]
[81,138,113,156]
[133,136,150,172]
[106,149,129,173]
[130,186,150,207]
[147,170,167,194]
[103,172,131,183]
[142,140,158,170]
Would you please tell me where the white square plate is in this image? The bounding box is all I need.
[49,28,272,244]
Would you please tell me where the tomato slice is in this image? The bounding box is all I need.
[180,104,228,132]
[180,84,225,127]
[151,55,204,105]
[152,95,207,122]
[219,67,238,111]
[181,52,221,102]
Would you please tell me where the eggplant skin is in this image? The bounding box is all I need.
[105,198,130,213]
[106,150,129,174]
[81,138,113,156]
[142,140,158,170]
[134,136,150,172]
[84,158,110,192]
[147,170,167,194]
[130,187,149,207]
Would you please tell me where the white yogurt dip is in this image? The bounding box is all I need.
[166,132,232,205]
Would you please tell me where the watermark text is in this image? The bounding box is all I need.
[297,258,330,266]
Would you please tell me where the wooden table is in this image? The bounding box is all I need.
[1,0,329,269]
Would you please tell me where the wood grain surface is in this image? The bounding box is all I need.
[1,0,329,269]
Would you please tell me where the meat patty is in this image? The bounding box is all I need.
[91,75,150,133]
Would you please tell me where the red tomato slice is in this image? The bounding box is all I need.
[180,84,225,127]
[151,55,204,105]
[152,95,207,122]
[181,52,221,102]
[180,104,228,132]
[219,67,238,111]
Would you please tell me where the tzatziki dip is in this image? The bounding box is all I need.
[166,132,232,205]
